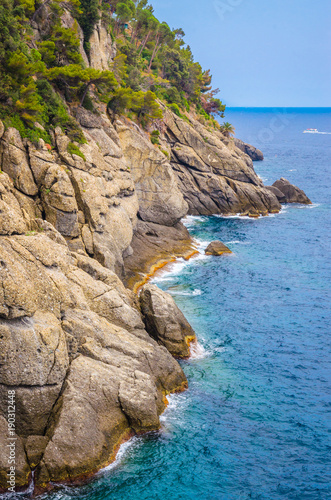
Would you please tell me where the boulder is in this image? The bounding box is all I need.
[89,20,116,71]
[272,178,312,204]
[41,165,79,237]
[140,284,196,358]
[205,241,232,256]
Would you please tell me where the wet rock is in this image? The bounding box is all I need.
[205,241,232,256]
[140,284,196,358]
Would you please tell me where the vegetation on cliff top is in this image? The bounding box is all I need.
[0,0,228,141]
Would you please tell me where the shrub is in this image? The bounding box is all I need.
[4,114,51,145]
[150,129,160,145]
[167,103,181,117]
[36,79,86,143]
[67,142,86,160]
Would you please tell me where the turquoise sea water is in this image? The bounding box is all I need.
[32,109,331,500]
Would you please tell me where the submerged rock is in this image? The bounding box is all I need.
[140,284,196,358]
[205,241,232,256]
[271,178,312,204]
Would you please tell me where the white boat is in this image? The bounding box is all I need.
[303,128,318,133]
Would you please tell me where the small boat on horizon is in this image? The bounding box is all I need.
[303,128,318,133]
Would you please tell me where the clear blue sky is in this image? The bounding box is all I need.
[150,0,331,107]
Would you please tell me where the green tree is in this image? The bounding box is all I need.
[115,0,135,34]
[38,22,83,67]
[78,0,100,52]
[148,22,173,71]
[45,64,118,105]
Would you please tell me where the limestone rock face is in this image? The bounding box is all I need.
[0,172,28,235]
[234,138,264,161]
[0,231,187,492]
[264,185,287,204]
[123,220,195,290]
[160,108,281,216]
[272,178,312,204]
[0,128,38,196]
[41,165,79,237]
[60,9,89,67]
[116,120,188,226]
[205,241,232,256]
[140,284,196,358]
[89,21,116,70]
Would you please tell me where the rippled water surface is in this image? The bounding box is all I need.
[35,109,331,500]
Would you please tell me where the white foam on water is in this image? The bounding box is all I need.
[150,257,191,284]
[182,215,207,229]
[168,288,202,297]
[226,240,251,245]
[298,202,320,209]
[214,213,261,220]
[289,169,297,172]
[99,436,140,474]
[190,341,210,360]
[214,346,226,354]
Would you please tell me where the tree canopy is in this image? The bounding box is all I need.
[0,0,227,139]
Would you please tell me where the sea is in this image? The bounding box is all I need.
[20,108,331,500]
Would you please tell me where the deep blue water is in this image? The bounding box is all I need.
[42,109,331,500]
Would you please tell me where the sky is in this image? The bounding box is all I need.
[150,0,331,107]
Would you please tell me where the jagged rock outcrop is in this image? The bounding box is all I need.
[234,138,264,161]
[267,178,312,204]
[0,228,187,493]
[115,119,188,226]
[140,284,196,358]
[205,241,232,256]
[158,107,281,216]
[123,221,196,290]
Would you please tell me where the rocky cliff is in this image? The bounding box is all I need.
[0,96,311,494]
[0,9,311,495]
